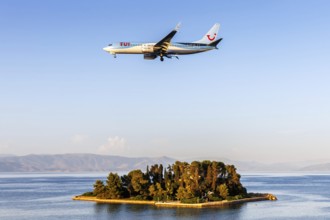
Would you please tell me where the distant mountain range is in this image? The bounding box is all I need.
[0,154,329,172]
[299,163,330,172]
[0,154,175,172]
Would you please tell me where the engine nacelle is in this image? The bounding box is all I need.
[144,54,157,60]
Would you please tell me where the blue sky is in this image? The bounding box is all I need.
[1,0,330,162]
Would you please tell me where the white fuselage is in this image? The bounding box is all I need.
[103,42,215,55]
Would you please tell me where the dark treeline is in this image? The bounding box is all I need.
[88,161,247,203]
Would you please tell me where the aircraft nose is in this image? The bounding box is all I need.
[103,46,110,52]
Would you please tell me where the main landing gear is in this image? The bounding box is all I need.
[159,54,179,61]
[160,53,164,62]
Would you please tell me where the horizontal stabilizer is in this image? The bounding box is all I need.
[209,38,223,48]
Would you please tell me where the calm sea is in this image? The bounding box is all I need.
[0,172,330,220]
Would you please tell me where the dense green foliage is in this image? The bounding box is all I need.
[90,161,247,203]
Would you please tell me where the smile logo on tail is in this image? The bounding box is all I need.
[207,33,216,41]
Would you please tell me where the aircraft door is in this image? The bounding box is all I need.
[141,44,153,53]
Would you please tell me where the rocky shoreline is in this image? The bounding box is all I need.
[73,193,277,208]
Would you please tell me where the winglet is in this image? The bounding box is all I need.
[175,22,181,31]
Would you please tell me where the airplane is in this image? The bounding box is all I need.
[103,23,222,61]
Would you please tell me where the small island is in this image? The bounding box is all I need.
[74,160,276,208]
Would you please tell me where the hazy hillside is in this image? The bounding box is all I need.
[185,156,303,172]
[299,163,330,172]
[0,154,176,172]
[0,154,329,172]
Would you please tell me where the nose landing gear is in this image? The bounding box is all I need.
[110,52,117,58]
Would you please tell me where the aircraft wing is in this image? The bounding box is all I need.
[153,23,181,55]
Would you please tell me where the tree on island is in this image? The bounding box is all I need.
[105,173,124,199]
[93,180,105,198]
[218,183,229,199]
[89,160,247,203]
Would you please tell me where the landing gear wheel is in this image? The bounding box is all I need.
[160,57,164,62]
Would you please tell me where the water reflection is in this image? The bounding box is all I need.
[106,203,123,214]
[93,203,107,214]
[124,204,150,213]
[92,202,245,220]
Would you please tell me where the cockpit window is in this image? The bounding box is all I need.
[108,44,112,46]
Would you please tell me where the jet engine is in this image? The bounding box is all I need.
[144,54,157,60]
